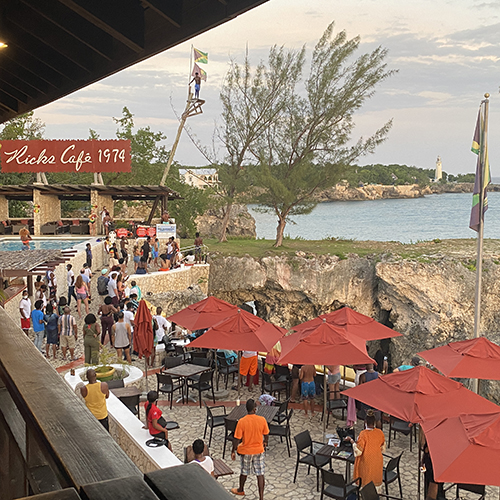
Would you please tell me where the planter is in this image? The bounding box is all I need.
[95,366,116,381]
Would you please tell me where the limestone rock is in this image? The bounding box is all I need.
[146,284,206,316]
[196,204,256,239]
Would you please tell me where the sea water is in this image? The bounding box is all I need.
[249,192,500,243]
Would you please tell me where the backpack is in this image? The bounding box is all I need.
[97,275,109,296]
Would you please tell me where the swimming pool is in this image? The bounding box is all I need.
[0,239,89,252]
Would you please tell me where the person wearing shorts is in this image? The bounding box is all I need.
[58,306,78,361]
[327,365,341,400]
[231,399,269,499]
[239,351,258,392]
[299,365,316,416]
[19,290,31,335]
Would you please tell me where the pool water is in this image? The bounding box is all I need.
[0,239,88,252]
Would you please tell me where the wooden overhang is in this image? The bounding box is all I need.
[0,0,268,123]
[0,183,182,201]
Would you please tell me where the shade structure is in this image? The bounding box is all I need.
[134,299,154,360]
[277,321,374,366]
[188,308,287,352]
[292,307,402,341]
[422,412,500,487]
[342,366,499,424]
[418,337,500,379]
[167,296,239,331]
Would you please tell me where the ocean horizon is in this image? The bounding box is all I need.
[248,192,500,244]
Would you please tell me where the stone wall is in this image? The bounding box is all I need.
[33,190,61,236]
[130,264,209,297]
[0,195,9,220]
[90,191,113,235]
[109,417,160,474]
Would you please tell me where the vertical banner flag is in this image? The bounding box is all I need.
[193,47,208,64]
[192,63,207,81]
[469,106,491,231]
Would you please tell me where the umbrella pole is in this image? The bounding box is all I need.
[323,367,327,437]
[145,358,148,393]
[418,443,421,500]
[237,351,241,402]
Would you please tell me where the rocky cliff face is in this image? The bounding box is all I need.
[208,252,500,401]
[196,204,256,239]
[146,284,207,317]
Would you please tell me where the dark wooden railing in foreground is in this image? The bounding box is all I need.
[0,307,233,500]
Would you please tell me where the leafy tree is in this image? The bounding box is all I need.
[241,23,394,246]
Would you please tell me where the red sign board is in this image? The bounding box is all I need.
[0,139,131,173]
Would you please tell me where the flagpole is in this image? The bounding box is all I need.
[472,93,489,395]
[188,44,193,92]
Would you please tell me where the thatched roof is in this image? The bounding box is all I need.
[0,250,65,272]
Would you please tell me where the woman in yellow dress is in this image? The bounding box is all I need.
[347,410,386,488]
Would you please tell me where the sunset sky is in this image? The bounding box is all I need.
[34,0,500,175]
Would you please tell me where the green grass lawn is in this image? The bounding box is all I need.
[180,237,500,260]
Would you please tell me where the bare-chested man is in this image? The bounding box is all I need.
[299,365,316,416]
[189,72,201,99]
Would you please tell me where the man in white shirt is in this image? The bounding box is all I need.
[189,439,214,477]
[19,290,31,335]
[107,272,118,306]
[153,306,171,343]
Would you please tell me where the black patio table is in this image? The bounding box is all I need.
[226,404,279,424]
[317,442,355,480]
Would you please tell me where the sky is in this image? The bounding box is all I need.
[33,0,500,175]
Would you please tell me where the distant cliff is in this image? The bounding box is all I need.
[313,182,480,202]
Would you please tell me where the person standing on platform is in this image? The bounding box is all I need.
[80,368,110,431]
[190,72,202,99]
[239,351,258,392]
[231,399,269,499]
[19,290,31,335]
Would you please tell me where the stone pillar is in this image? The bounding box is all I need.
[91,190,114,235]
[0,195,9,221]
[33,190,61,236]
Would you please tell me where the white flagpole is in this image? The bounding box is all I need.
[188,44,193,92]
[472,93,489,395]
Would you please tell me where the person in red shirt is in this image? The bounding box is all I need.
[144,391,172,451]
[231,399,269,499]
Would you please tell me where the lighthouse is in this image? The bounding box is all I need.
[435,156,442,182]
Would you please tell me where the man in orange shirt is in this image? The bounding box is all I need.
[231,399,269,499]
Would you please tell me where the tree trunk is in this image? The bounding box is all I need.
[274,216,287,247]
[218,202,232,242]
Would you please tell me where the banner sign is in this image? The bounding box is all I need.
[0,139,131,173]
[156,224,176,238]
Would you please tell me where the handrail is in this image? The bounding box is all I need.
[0,307,141,491]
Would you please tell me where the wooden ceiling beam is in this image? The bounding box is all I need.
[141,0,182,28]
[0,90,18,113]
[0,58,51,95]
[6,4,95,73]
[0,80,28,104]
[0,73,39,100]
[19,0,114,61]
[56,0,145,53]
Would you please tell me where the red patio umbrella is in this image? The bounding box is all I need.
[277,320,374,366]
[418,337,500,379]
[167,296,239,331]
[292,306,402,341]
[134,299,154,390]
[422,412,500,487]
[343,366,499,424]
[277,320,374,434]
[189,308,287,352]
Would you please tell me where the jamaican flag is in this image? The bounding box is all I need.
[193,47,208,64]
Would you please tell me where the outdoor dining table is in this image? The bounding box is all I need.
[226,404,279,424]
[162,363,211,403]
[317,442,354,480]
[110,386,142,398]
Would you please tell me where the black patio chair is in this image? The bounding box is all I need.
[383,452,403,497]
[274,364,291,392]
[118,394,141,419]
[186,370,215,408]
[269,408,293,457]
[454,483,486,499]
[217,353,238,390]
[293,430,331,492]
[191,351,208,360]
[388,417,416,452]
[203,401,227,448]
[187,357,212,383]
[222,417,237,459]
[174,344,191,363]
[321,390,348,426]
[273,398,290,424]
[321,468,360,500]
[262,372,287,401]
[156,372,183,409]
[360,481,403,500]
[107,379,125,389]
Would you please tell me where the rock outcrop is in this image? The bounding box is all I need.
[208,252,500,402]
[146,284,207,317]
[196,204,256,239]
